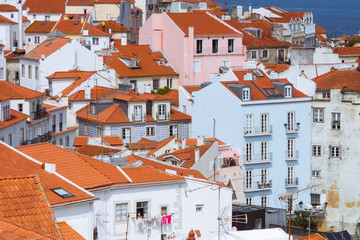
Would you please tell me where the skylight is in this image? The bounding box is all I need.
[251,69,264,77]
[51,188,74,198]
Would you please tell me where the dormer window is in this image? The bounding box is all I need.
[90,103,96,114]
[158,104,166,120]
[284,86,292,98]
[2,105,10,121]
[242,88,250,101]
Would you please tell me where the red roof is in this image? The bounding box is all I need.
[94,0,134,4]
[312,69,360,91]
[43,103,68,112]
[77,104,131,124]
[182,85,201,95]
[84,23,112,36]
[0,14,16,24]
[23,0,67,14]
[334,47,360,56]
[122,166,184,184]
[94,20,130,33]
[128,138,159,150]
[66,0,94,6]
[73,135,123,147]
[0,81,44,99]
[52,14,89,34]
[1,143,96,206]
[25,37,71,60]
[68,86,118,101]
[266,63,290,74]
[77,145,121,157]
[58,221,85,240]
[147,135,176,156]
[0,4,18,11]
[167,11,240,36]
[25,21,57,33]
[0,109,28,130]
[163,90,179,106]
[265,7,310,23]
[52,126,78,137]
[104,44,177,78]
[124,154,206,179]
[297,233,326,240]
[316,25,328,34]
[175,137,226,146]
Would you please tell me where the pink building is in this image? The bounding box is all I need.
[139,11,246,85]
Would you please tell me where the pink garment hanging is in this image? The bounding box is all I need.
[162,216,167,224]
[166,215,172,224]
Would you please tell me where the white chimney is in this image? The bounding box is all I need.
[121,37,127,46]
[43,163,56,173]
[18,1,23,49]
[197,136,204,146]
[85,84,91,99]
[237,5,243,18]
[181,139,186,149]
[195,148,200,163]
[144,84,151,93]
[269,71,278,79]
[244,73,253,80]
[83,30,89,36]
[109,28,112,34]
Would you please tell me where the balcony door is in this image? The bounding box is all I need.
[134,105,142,122]
[122,128,131,143]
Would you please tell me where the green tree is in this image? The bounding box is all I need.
[345,35,360,47]
[151,86,172,95]
[291,211,317,230]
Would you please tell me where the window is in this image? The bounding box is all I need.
[261,49,268,59]
[245,114,253,134]
[261,195,268,207]
[313,108,324,122]
[251,50,258,59]
[35,66,39,80]
[261,113,269,133]
[34,36,40,45]
[312,145,321,157]
[286,112,296,131]
[311,193,320,206]
[136,201,148,218]
[92,37,99,45]
[242,88,250,101]
[2,105,10,121]
[245,196,253,205]
[182,105,186,114]
[287,166,295,183]
[115,203,128,222]
[278,49,285,62]
[84,123,88,135]
[171,160,178,166]
[260,168,269,184]
[330,146,341,158]
[284,86,292,98]
[8,134,12,146]
[167,78,172,88]
[222,60,230,67]
[196,204,204,212]
[20,128,24,145]
[255,218,263,229]
[245,169,253,189]
[287,138,295,158]
[59,138,63,146]
[51,188,73,198]
[261,141,269,160]
[153,79,159,90]
[97,126,102,136]
[22,64,25,77]
[130,80,137,91]
[228,39,234,53]
[245,142,253,162]
[196,39,203,54]
[90,104,96,114]
[28,65,32,78]
[122,127,131,143]
[322,92,330,99]
[65,136,70,147]
[193,60,201,73]
[10,13,14,18]
[59,113,63,131]
[146,126,155,136]
[169,125,178,138]
[83,8,88,14]
[158,104,166,120]
[161,206,167,216]
[331,112,341,130]
[45,15,50,21]
[0,68,3,77]
[312,170,320,177]
[212,39,219,53]
[134,105,142,122]
[27,37,32,43]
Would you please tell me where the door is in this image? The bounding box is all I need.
[122,128,131,143]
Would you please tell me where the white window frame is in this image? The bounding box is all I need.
[311,170,320,177]
[322,92,330,99]
[284,86,292,98]
[83,123,88,135]
[34,35,40,45]
[134,105,142,122]
[245,142,253,162]
[222,60,230,67]
[313,108,324,123]
[242,88,250,101]
[287,166,295,182]
[193,60,201,73]
[212,39,219,53]
[330,146,341,158]
[228,39,234,53]
[261,49,269,59]
[146,126,155,137]
[312,145,321,157]
[261,195,268,207]
[260,168,269,184]
[136,201,149,219]
[261,113,269,133]
[196,39,203,54]
[261,141,269,160]
[287,138,295,158]
[245,196,253,205]
[97,126,102,136]
[245,114,253,134]
[158,104,166,120]
[28,65,32,79]
[115,202,128,222]
[245,169,253,189]
[331,112,341,130]
[286,111,296,131]
[122,127,131,143]
[35,66,39,80]
[166,78,172,88]
[250,50,258,59]
[169,125,179,138]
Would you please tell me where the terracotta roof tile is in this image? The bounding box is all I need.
[77,104,131,124]
[52,126,78,137]
[0,14,16,24]
[44,104,68,112]
[0,176,62,238]
[58,222,85,240]
[163,90,179,106]
[266,63,290,74]
[66,0,94,6]
[73,135,123,147]
[122,166,184,184]
[182,85,201,94]
[95,20,130,33]
[170,108,191,121]
[316,25,328,34]
[0,93,10,101]
[175,137,226,146]
[68,86,117,101]
[23,0,67,14]
[25,21,57,33]
[16,143,131,190]
[0,81,44,99]
[167,11,239,36]
[95,0,134,4]
[104,44,177,78]
[77,145,121,157]
[297,233,326,240]
[0,4,18,11]
[312,69,360,91]
[84,23,112,36]
[1,143,96,206]
[25,37,71,59]
[128,138,159,150]
[147,135,175,156]
[52,14,89,34]
[334,47,360,56]
[0,109,29,130]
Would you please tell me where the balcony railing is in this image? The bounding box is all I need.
[194,46,246,56]
[285,177,298,187]
[257,180,272,189]
[284,123,300,133]
[132,113,146,122]
[244,153,272,164]
[243,125,273,137]
[156,112,170,121]
[244,180,272,192]
[285,150,299,160]
[22,131,52,145]
[31,108,47,121]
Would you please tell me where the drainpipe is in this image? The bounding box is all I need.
[18,0,23,49]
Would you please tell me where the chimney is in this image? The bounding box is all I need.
[270,23,284,41]
[109,28,112,34]
[80,16,85,23]
[144,84,151,93]
[181,139,186,149]
[195,148,200,163]
[42,163,56,173]
[244,73,253,80]
[197,136,204,146]
[85,84,91,99]
[18,1,23,49]
[249,3,252,12]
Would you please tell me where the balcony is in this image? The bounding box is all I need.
[243,125,273,137]
[156,112,170,121]
[31,108,48,121]
[132,113,146,122]
[244,180,272,192]
[244,153,272,165]
[257,180,272,189]
[285,177,298,187]
[285,150,299,161]
[284,123,300,134]
[22,131,52,145]
[194,46,246,56]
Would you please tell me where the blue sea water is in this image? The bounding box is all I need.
[217,0,360,37]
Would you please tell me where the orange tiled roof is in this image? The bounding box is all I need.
[124,154,206,179]
[77,144,121,157]
[68,86,117,101]
[0,176,62,238]
[0,92,10,101]
[77,104,131,124]
[0,81,44,99]
[266,63,290,74]
[265,7,310,23]
[95,20,130,33]
[46,70,96,97]
[122,166,184,184]
[73,135,123,147]
[334,47,360,56]
[43,103,68,112]
[0,109,28,130]
[52,126,79,137]
[84,23,112,36]
[0,14,17,24]
[163,90,179,106]
[296,233,326,240]
[95,0,134,4]
[0,4,18,11]
[316,25,328,34]
[58,222,85,240]
[182,85,201,95]
[114,91,172,102]
[104,44,177,78]
[52,14,89,34]
[128,138,159,150]
[175,137,226,146]
[167,11,240,36]
[66,0,94,6]
[25,21,57,33]
[25,37,71,59]
[316,33,329,42]
[160,144,213,168]
[23,0,67,14]
[147,135,175,156]
[312,69,360,91]
[1,143,96,206]
[17,143,131,190]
